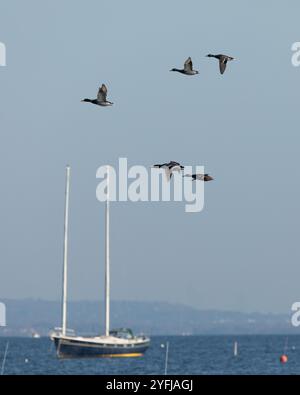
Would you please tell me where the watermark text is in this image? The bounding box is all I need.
[0,302,6,327]
[291,302,300,327]
[96,158,206,213]
[291,42,300,67]
[0,42,6,66]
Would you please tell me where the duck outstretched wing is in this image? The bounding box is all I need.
[97,84,108,102]
[219,57,227,74]
[184,57,193,72]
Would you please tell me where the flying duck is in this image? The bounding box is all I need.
[170,57,199,75]
[206,54,234,75]
[153,161,184,180]
[81,84,113,106]
[184,174,214,182]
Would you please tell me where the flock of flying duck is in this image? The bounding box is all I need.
[153,161,214,182]
[170,53,234,76]
[81,53,235,182]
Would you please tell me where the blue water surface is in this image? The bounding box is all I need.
[0,335,298,375]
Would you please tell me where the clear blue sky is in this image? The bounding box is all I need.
[0,0,300,313]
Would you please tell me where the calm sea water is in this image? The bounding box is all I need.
[0,335,299,375]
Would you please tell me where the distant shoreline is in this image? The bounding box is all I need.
[0,299,298,337]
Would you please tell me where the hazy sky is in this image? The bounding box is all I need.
[1,0,300,314]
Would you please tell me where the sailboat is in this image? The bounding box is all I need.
[50,166,150,358]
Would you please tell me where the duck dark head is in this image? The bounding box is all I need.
[81,98,92,103]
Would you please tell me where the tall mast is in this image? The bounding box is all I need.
[62,166,70,336]
[105,166,110,336]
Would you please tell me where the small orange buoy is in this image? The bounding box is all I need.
[280,355,288,364]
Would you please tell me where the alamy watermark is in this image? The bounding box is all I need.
[291,42,300,67]
[96,158,206,213]
[0,302,6,327]
[291,302,300,327]
[0,42,6,66]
